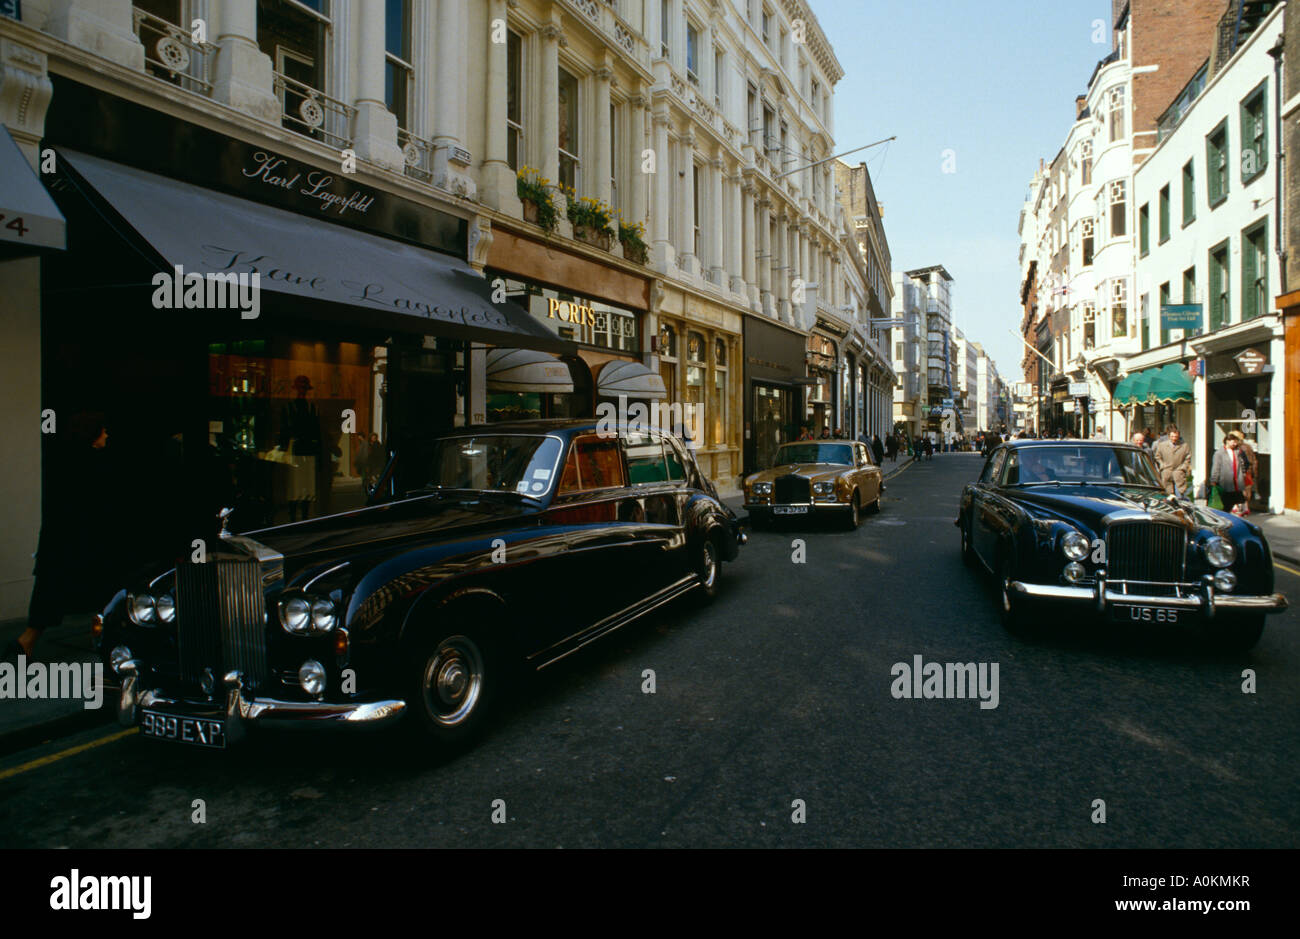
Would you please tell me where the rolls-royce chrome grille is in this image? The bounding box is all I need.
[175,559,268,688]
[774,475,811,504]
[1106,521,1188,583]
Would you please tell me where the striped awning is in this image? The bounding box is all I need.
[486,348,574,393]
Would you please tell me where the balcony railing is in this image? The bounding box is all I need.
[272,71,355,150]
[398,128,432,183]
[132,6,213,97]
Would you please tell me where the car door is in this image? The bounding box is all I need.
[623,431,687,596]
[972,448,1007,566]
[855,443,880,505]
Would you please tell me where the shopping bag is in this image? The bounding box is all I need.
[1208,485,1224,510]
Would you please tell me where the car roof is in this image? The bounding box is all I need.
[453,419,691,439]
[999,439,1143,450]
[781,439,860,445]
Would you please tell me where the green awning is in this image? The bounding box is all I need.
[1112,373,1135,403]
[1147,363,1195,403]
[1123,369,1154,405]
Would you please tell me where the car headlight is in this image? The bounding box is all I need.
[1205,536,1236,568]
[127,593,157,626]
[1061,530,1090,562]
[752,481,772,495]
[155,592,176,624]
[1213,569,1237,592]
[279,596,312,634]
[812,481,835,496]
[298,659,326,696]
[311,598,338,632]
[1063,561,1086,583]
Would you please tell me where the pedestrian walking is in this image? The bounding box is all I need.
[1153,424,1191,497]
[1209,432,1248,514]
[871,434,884,465]
[885,434,898,462]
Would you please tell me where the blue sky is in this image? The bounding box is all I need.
[812,0,1114,381]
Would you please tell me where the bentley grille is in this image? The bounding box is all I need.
[1106,521,1188,583]
[774,475,811,504]
[175,559,268,688]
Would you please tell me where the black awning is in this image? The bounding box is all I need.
[59,149,573,354]
[0,128,65,253]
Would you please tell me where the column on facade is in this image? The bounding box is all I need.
[708,156,725,285]
[650,108,673,267]
[351,0,403,171]
[758,197,772,314]
[678,128,696,273]
[432,0,469,190]
[593,56,614,209]
[741,181,757,304]
[209,0,278,121]
[481,0,522,213]
[630,90,649,228]
[728,168,744,295]
[775,210,790,321]
[537,18,564,216]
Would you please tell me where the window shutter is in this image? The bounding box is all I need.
[1242,232,1257,320]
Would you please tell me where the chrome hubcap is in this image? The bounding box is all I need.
[701,542,717,588]
[422,637,483,727]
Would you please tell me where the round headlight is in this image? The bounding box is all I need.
[1063,561,1086,583]
[128,594,157,626]
[109,645,133,672]
[1213,569,1237,592]
[1205,536,1236,568]
[813,481,834,496]
[155,593,176,624]
[298,659,326,696]
[280,597,311,634]
[1061,530,1090,562]
[753,481,772,495]
[311,598,338,632]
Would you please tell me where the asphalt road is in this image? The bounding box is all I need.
[2,453,1297,848]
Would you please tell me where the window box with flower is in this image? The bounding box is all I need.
[566,194,615,251]
[618,219,648,264]
[516,167,559,233]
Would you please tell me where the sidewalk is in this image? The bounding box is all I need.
[0,613,113,757]
[1252,513,1300,567]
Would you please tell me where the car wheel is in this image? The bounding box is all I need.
[406,629,496,748]
[867,487,882,514]
[844,492,861,530]
[960,515,975,567]
[1208,614,1265,653]
[695,534,722,601]
[994,550,1038,638]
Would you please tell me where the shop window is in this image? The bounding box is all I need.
[558,435,627,493]
[558,67,580,191]
[686,331,706,444]
[659,322,678,398]
[625,432,669,484]
[711,338,728,447]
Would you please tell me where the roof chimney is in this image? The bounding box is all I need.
[1076,95,1087,119]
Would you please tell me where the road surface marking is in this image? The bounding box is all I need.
[0,727,137,782]
[1274,561,1300,578]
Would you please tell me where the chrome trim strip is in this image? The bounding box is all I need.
[129,686,407,733]
[1009,581,1288,613]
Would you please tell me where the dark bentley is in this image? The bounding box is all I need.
[956,439,1287,650]
[97,421,746,749]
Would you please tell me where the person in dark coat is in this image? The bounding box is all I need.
[6,412,120,660]
[885,434,898,462]
[871,434,884,465]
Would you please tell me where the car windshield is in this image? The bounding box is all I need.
[1003,445,1162,488]
[423,435,563,497]
[775,443,853,466]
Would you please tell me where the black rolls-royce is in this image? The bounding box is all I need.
[98,420,746,749]
[956,440,1287,650]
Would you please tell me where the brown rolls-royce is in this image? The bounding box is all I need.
[742,439,883,530]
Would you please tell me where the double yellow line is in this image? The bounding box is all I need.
[0,727,137,782]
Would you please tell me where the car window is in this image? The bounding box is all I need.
[999,451,1019,487]
[625,433,669,485]
[980,449,1005,484]
[557,435,627,494]
[663,435,687,481]
[855,444,870,466]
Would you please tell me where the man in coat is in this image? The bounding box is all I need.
[1152,423,1191,497]
[1209,432,1248,513]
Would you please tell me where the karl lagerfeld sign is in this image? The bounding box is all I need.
[241,151,376,218]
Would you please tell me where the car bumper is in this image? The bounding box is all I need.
[116,661,407,743]
[1008,580,1288,618]
[745,502,852,515]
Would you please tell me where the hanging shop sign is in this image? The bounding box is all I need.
[1206,345,1272,382]
[1160,303,1203,331]
[1234,347,1267,375]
